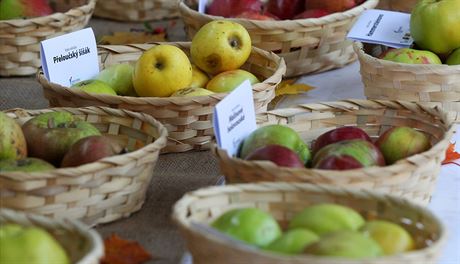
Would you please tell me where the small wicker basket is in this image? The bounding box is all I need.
[37,42,286,153]
[376,0,417,13]
[0,208,104,264]
[354,42,460,122]
[94,0,180,22]
[214,99,454,205]
[179,0,378,77]
[0,0,96,77]
[172,182,447,264]
[0,106,168,226]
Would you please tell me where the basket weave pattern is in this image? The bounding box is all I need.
[94,0,180,22]
[354,42,460,121]
[0,208,104,264]
[215,99,454,205]
[173,182,446,264]
[0,0,96,76]
[0,107,168,226]
[179,0,378,77]
[37,42,285,153]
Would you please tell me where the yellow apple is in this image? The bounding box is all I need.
[190,65,210,88]
[133,44,193,97]
[191,20,252,75]
[206,69,259,93]
[72,80,117,95]
[171,87,215,97]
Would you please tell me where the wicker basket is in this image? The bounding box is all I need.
[37,42,286,153]
[172,182,447,264]
[94,0,180,22]
[0,0,96,77]
[376,0,417,13]
[0,208,104,264]
[354,42,460,122]
[178,0,378,77]
[0,106,168,226]
[214,99,455,205]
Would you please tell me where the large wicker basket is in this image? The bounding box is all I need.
[37,42,286,153]
[354,42,460,122]
[178,0,378,77]
[0,208,104,264]
[0,0,96,77]
[94,0,180,22]
[0,106,168,226]
[172,182,447,264]
[214,100,455,205]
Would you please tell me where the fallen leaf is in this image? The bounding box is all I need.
[101,234,152,264]
[269,78,315,109]
[442,142,460,166]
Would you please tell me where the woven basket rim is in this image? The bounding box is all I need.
[172,181,447,262]
[214,99,454,176]
[36,42,286,105]
[179,0,379,28]
[353,41,460,72]
[0,0,97,25]
[0,208,104,264]
[1,106,168,181]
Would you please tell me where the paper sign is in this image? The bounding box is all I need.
[40,28,99,87]
[198,0,207,13]
[213,80,257,156]
[347,9,413,48]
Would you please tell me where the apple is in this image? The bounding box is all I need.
[305,0,357,13]
[170,87,215,97]
[239,124,311,165]
[380,48,442,64]
[0,112,27,160]
[211,207,282,247]
[191,20,252,75]
[206,0,263,18]
[361,220,415,255]
[96,64,135,96]
[0,158,55,172]
[190,65,210,88]
[266,0,305,20]
[375,126,431,165]
[294,9,331,19]
[245,144,305,168]
[235,10,279,20]
[133,44,192,97]
[312,126,372,154]
[289,203,365,236]
[206,69,259,93]
[0,224,70,264]
[22,112,101,165]
[61,135,123,168]
[72,79,117,95]
[410,0,460,55]
[0,0,52,20]
[264,229,319,255]
[312,139,386,170]
[446,48,460,65]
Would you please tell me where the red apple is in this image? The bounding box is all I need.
[235,10,279,20]
[312,126,372,155]
[312,139,385,170]
[245,144,305,168]
[61,135,123,168]
[294,9,331,19]
[375,126,431,165]
[207,0,263,18]
[305,0,356,13]
[266,0,305,20]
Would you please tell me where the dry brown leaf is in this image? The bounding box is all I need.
[100,234,152,264]
[269,78,315,109]
[442,142,460,166]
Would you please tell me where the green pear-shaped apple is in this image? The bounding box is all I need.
[96,64,135,96]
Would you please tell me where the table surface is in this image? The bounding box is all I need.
[0,17,459,264]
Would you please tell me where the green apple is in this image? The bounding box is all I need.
[446,48,460,65]
[289,203,365,236]
[264,229,319,255]
[211,208,282,247]
[72,79,117,95]
[0,158,55,172]
[170,87,215,97]
[0,0,52,20]
[361,220,415,255]
[0,112,27,160]
[381,48,442,64]
[96,64,135,96]
[410,0,460,55]
[206,69,260,93]
[0,224,70,264]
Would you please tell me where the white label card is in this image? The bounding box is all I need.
[198,0,207,13]
[347,9,413,48]
[40,28,99,87]
[213,80,257,156]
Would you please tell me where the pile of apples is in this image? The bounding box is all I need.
[0,0,53,20]
[73,20,261,98]
[211,203,416,257]
[205,0,366,20]
[379,0,460,66]
[0,111,123,172]
[238,124,431,170]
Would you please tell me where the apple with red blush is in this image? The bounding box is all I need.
[294,9,331,19]
[245,144,305,168]
[305,0,357,13]
[266,0,305,20]
[235,10,279,20]
[206,0,263,17]
[312,126,372,154]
